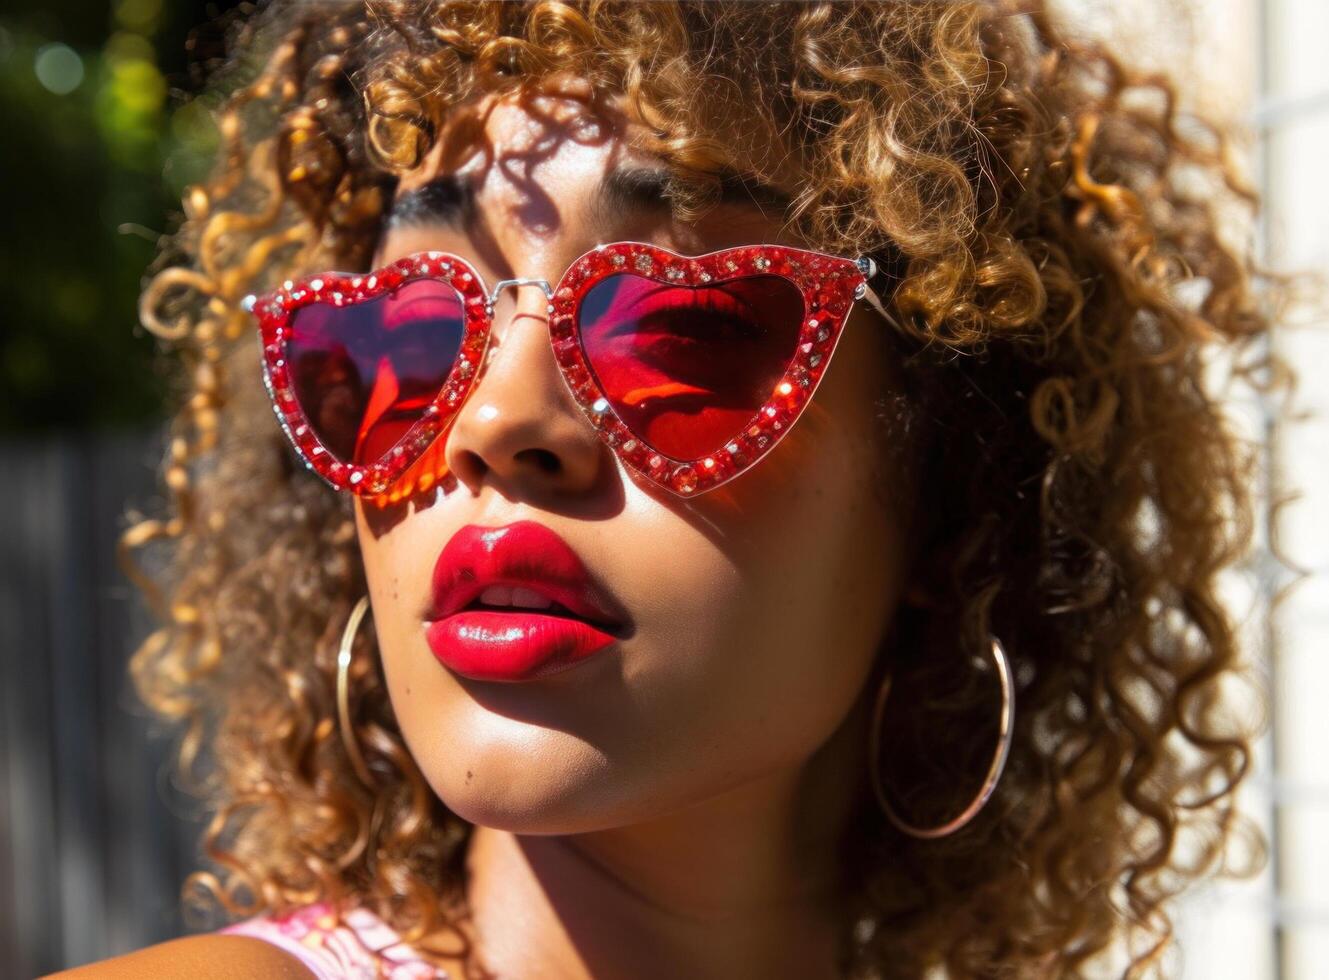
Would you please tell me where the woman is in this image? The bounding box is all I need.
[58,1,1276,977]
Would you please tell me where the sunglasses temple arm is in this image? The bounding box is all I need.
[853,255,903,331]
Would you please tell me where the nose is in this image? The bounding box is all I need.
[442,279,610,498]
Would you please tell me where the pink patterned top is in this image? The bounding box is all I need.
[218,900,451,979]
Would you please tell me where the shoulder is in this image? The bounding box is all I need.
[217,900,450,979]
[45,901,451,980]
[43,932,318,979]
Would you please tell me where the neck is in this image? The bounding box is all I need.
[460,690,874,980]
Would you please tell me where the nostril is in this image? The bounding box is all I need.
[517,447,561,474]
[449,450,487,488]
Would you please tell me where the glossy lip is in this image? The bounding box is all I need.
[422,520,628,682]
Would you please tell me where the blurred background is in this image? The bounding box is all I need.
[0,0,1325,978]
[0,0,243,974]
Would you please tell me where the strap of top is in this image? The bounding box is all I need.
[218,900,450,979]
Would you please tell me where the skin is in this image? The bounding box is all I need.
[50,936,319,979]
[52,72,923,980]
[356,74,921,978]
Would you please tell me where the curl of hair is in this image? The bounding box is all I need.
[123,2,1293,977]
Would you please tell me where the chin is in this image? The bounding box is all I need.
[444,794,604,835]
[413,727,632,834]
[436,777,646,836]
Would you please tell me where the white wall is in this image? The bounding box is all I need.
[1049,2,1328,977]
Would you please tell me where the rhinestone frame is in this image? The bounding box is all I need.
[248,240,875,499]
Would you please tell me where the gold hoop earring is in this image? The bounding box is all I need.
[337,593,376,788]
[868,634,1015,839]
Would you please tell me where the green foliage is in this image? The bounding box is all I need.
[0,1,229,433]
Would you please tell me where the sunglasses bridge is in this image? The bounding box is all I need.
[486,277,555,314]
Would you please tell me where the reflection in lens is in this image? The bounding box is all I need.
[286,279,466,465]
[577,273,805,459]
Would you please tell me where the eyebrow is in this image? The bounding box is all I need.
[385,164,792,233]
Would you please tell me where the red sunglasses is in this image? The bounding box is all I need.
[245,240,885,499]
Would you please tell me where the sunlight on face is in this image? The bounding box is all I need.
[352,74,919,833]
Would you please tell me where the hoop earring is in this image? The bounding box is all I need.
[868,634,1015,839]
[337,593,376,788]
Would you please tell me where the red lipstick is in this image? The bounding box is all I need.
[423,520,626,682]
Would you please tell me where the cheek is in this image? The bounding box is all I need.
[351,310,911,833]
[614,468,900,821]
[611,324,907,825]
[652,312,908,786]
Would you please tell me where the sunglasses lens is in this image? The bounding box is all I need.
[577,274,805,459]
[286,279,466,466]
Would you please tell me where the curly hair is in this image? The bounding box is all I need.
[121,1,1287,976]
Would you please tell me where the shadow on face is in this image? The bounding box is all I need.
[347,72,922,835]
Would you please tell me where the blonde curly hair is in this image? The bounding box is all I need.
[122,1,1285,976]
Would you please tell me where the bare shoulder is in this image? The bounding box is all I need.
[41,932,318,979]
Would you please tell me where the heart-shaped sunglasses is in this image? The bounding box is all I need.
[244,240,886,498]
